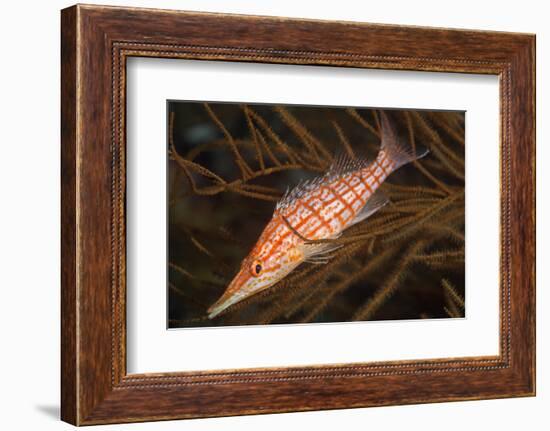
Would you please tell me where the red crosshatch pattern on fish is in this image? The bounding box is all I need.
[208,113,429,318]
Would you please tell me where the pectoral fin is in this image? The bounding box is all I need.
[299,236,342,264]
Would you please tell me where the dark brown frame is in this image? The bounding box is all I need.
[61,4,536,425]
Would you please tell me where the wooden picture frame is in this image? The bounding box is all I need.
[61,4,535,425]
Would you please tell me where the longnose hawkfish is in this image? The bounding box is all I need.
[207,112,428,318]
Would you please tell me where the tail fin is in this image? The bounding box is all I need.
[379,111,429,169]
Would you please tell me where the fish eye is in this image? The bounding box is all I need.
[251,260,263,277]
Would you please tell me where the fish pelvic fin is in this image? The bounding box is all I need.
[379,111,429,169]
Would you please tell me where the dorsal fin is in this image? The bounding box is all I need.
[327,153,373,178]
[277,154,373,211]
[276,176,326,211]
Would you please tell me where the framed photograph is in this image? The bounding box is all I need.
[61,4,535,425]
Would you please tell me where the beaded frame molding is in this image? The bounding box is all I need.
[61,4,535,425]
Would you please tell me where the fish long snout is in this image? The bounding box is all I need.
[207,295,238,319]
[207,269,251,319]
